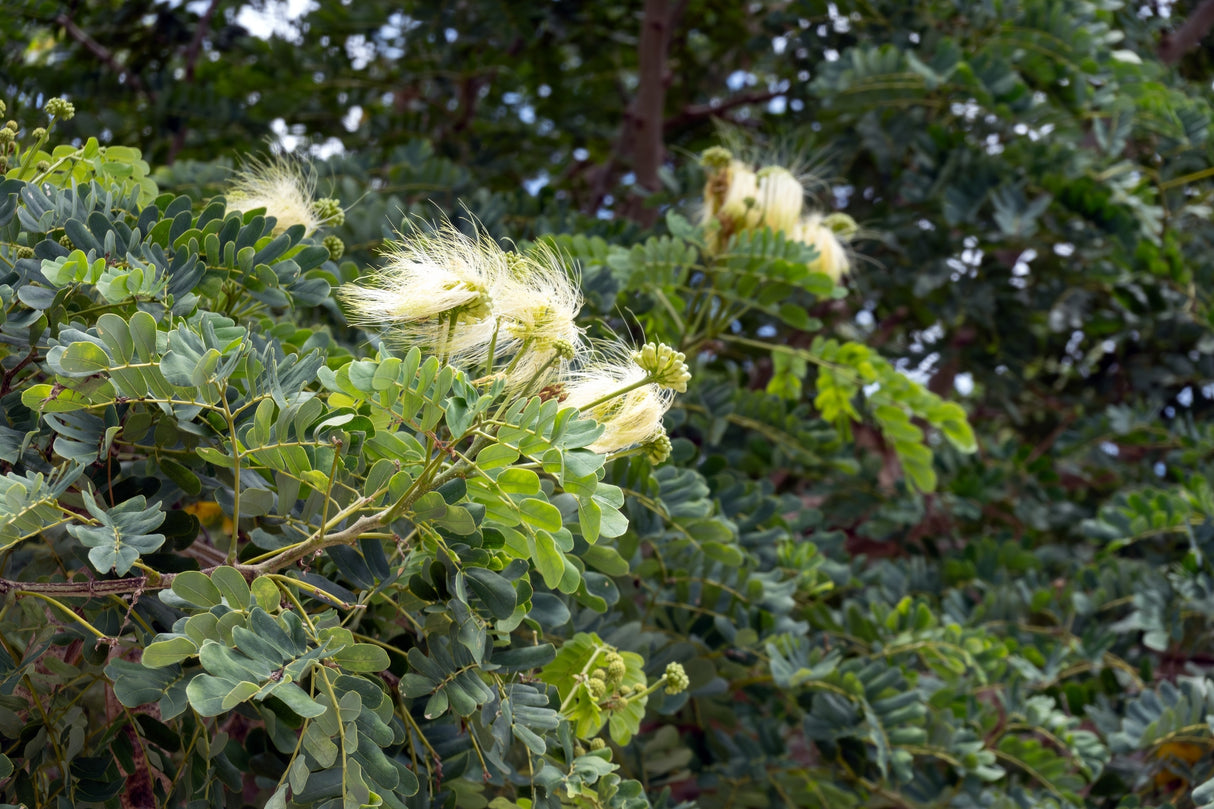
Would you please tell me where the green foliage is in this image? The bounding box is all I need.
[6,2,1214,809]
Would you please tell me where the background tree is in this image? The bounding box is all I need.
[5,1,1214,808]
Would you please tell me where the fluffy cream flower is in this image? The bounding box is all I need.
[339,226,503,361]
[754,166,804,234]
[226,156,322,236]
[490,245,585,389]
[561,343,674,455]
[790,213,852,283]
[340,229,586,386]
[700,151,813,249]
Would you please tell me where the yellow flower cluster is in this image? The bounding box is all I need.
[340,226,688,457]
[699,147,856,283]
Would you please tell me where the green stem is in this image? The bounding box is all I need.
[18,591,108,639]
[578,376,653,412]
[17,123,54,178]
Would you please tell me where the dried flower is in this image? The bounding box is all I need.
[225,155,322,236]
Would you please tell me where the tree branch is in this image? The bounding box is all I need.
[182,0,221,84]
[663,89,783,132]
[630,0,673,197]
[1159,0,1214,65]
[589,0,685,223]
[167,0,223,163]
[55,12,153,100]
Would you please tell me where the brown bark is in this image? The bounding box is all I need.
[167,0,223,163]
[628,0,673,220]
[55,12,152,100]
[588,0,685,223]
[1159,0,1214,64]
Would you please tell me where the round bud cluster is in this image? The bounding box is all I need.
[588,738,606,751]
[603,651,626,687]
[643,431,672,465]
[15,246,34,259]
[314,197,344,226]
[0,129,12,146]
[59,235,73,249]
[5,121,16,132]
[551,338,577,361]
[663,662,689,695]
[36,160,49,173]
[587,678,607,700]
[699,146,733,170]
[45,97,75,120]
[822,211,859,240]
[632,342,691,393]
[31,127,46,140]
[322,234,344,261]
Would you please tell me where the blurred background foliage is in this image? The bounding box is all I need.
[7,0,1214,807]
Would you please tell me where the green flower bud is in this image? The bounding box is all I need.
[821,211,859,241]
[322,234,344,261]
[643,431,672,464]
[551,338,577,361]
[15,246,34,259]
[607,658,626,686]
[699,146,733,170]
[314,196,344,226]
[573,742,586,757]
[632,342,691,393]
[589,738,606,751]
[4,121,16,133]
[31,127,46,140]
[0,129,12,145]
[587,678,607,700]
[45,97,75,120]
[663,661,689,695]
[59,234,72,249]
[35,160,49,172]
[0,100,5,117]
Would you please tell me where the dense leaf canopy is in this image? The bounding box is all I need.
[4,1,1214,808]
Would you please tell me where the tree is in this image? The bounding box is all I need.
[4,1,1214,808]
